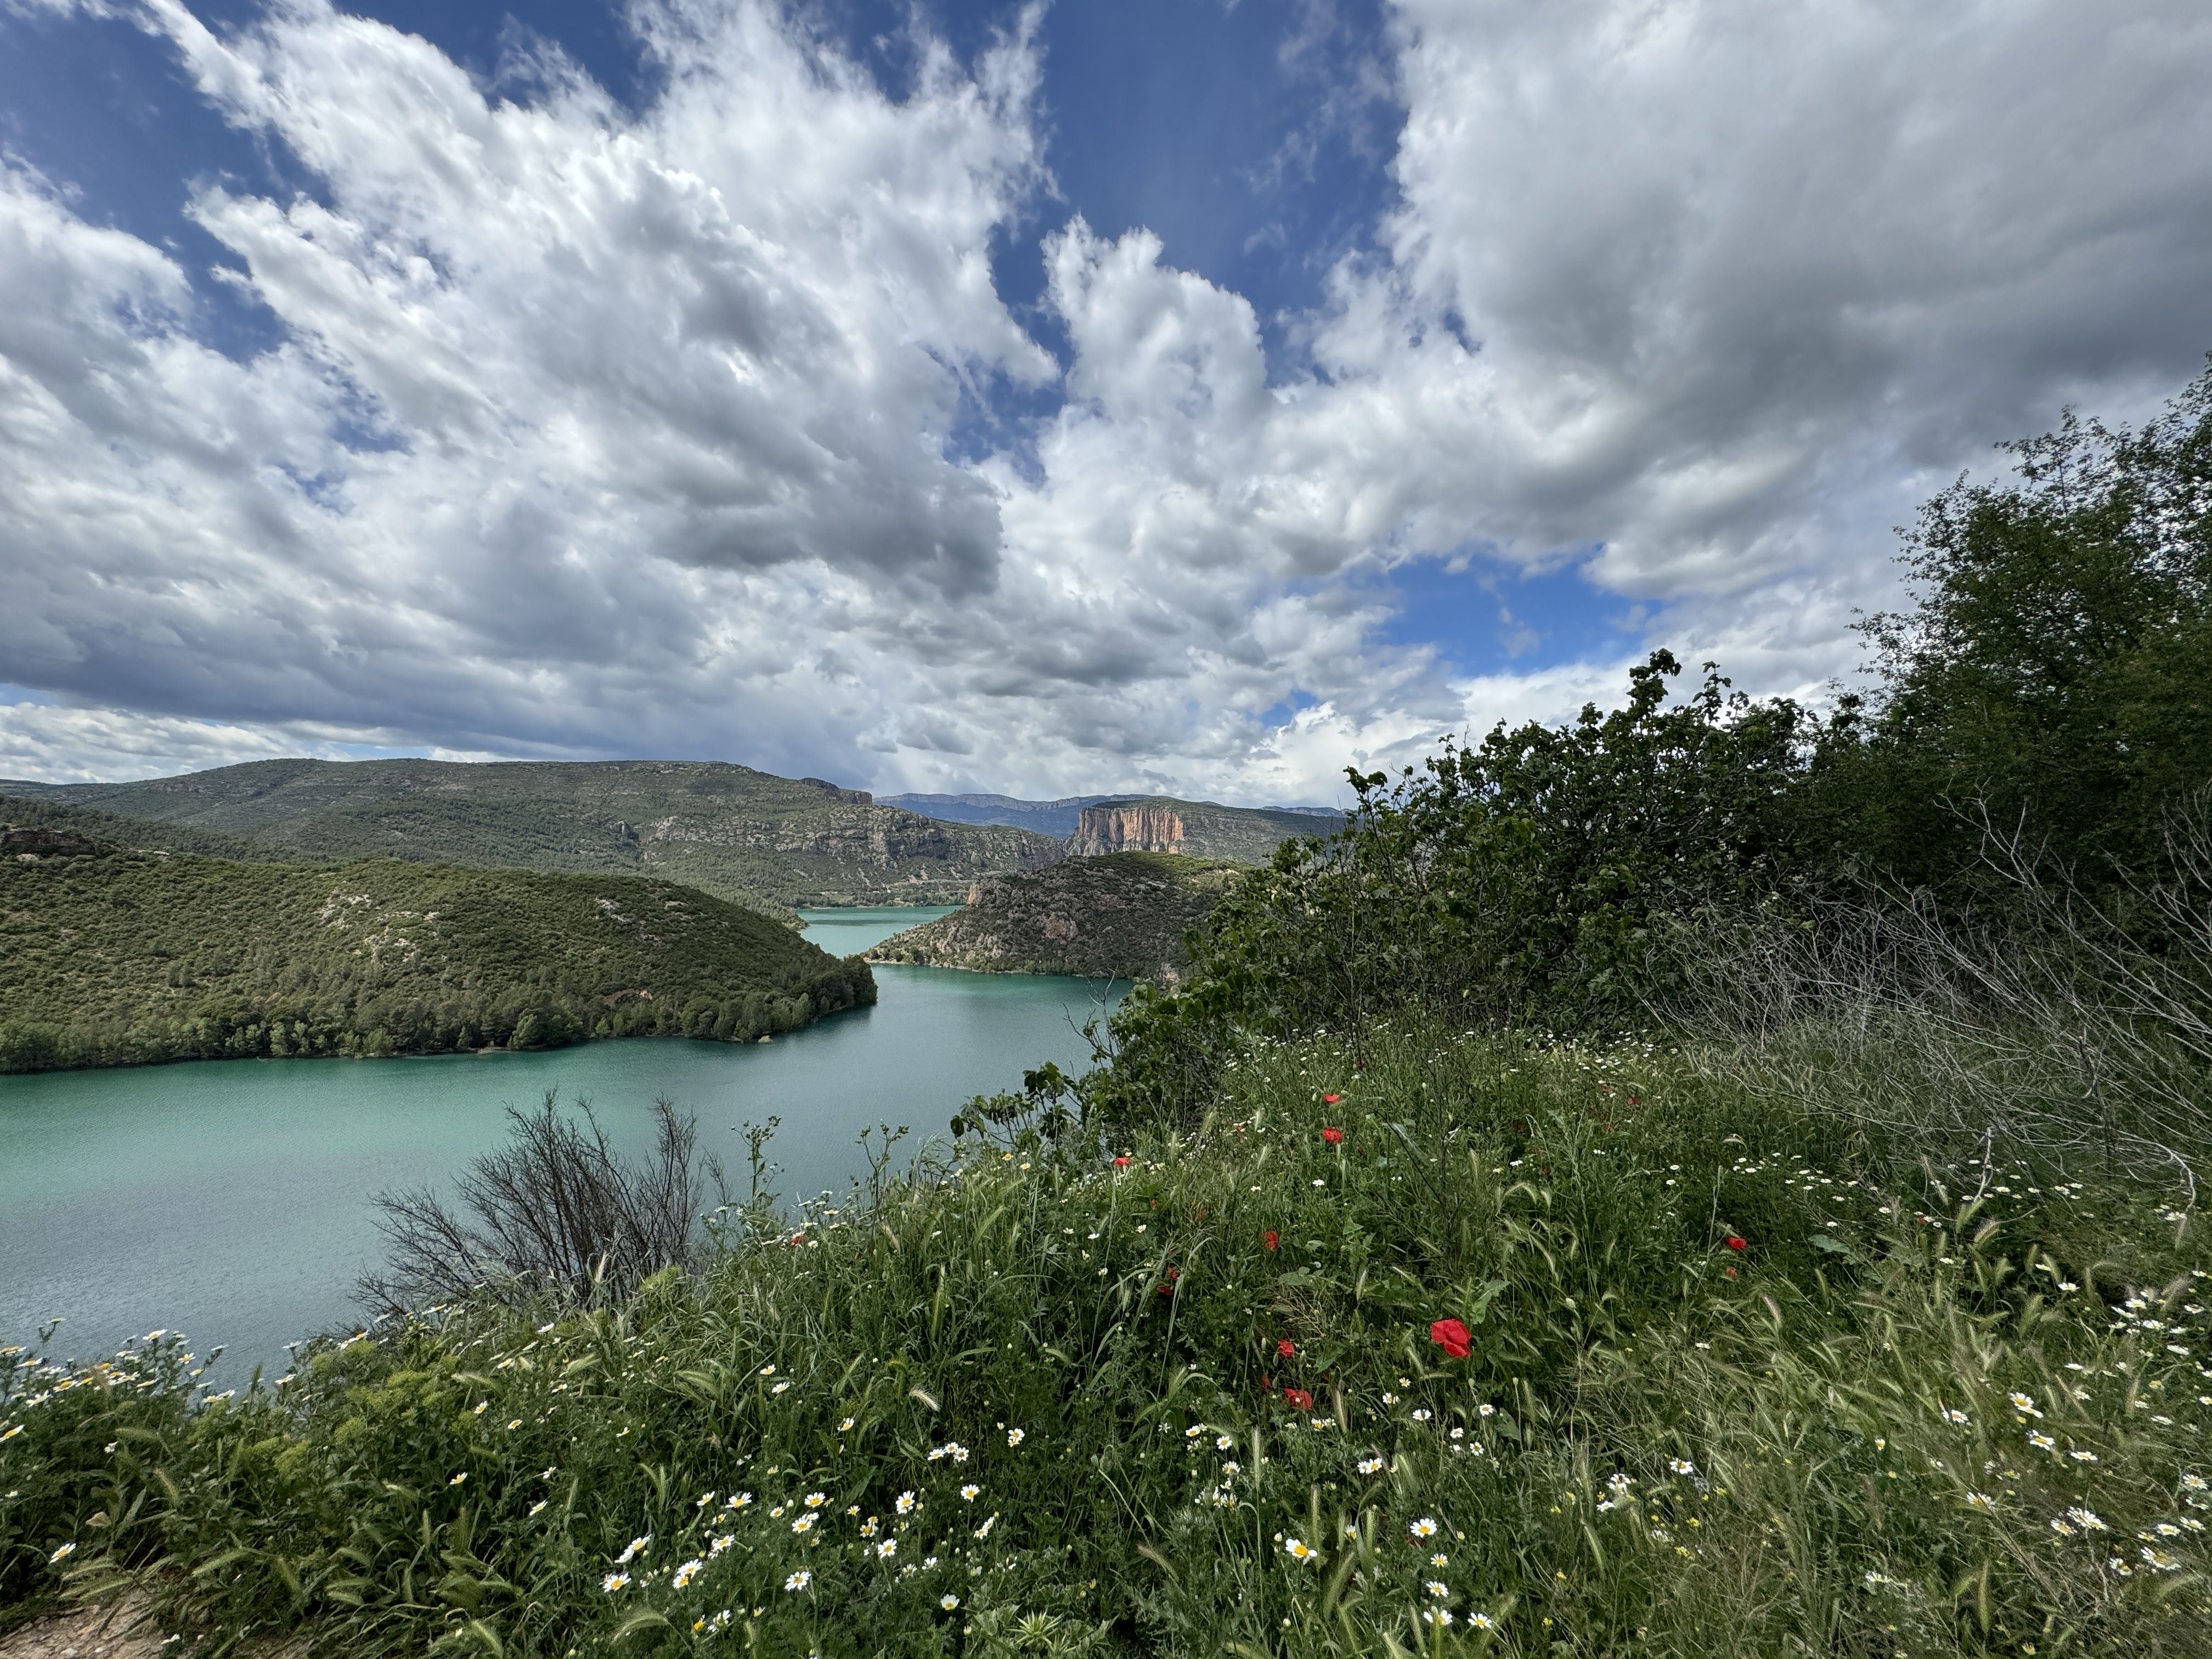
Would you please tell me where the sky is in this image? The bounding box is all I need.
[1,0,2209,803]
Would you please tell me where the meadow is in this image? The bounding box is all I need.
[4,1020,2207,1657]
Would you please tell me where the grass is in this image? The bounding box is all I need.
[3,1025,2209,1656]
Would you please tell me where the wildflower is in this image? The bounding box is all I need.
[805,1491,826,1508]
[2069,1450,2100,1464]
[1277,1339,1297,1358]
[2010,1391,2041,1418]
[1323,1093,1340,1104]
[1381,1391,1398,1405]
[1430,1553,1448,1567]
[726,1492,753,1509]
[896,1491,918,1515]
[673,1559,703,1589]
[1430,1318,1474,1359]
[1216,1434,1234,1449]
[760,1364,776,1376]
[1726,1236,1748,1252]
[1007,1428,1025,1447]
[791,1514,815,1534]
[0,1426,20,1443]
[1964,1492,1997,1514]
[1942,1409,1970,1425]
[1422,1609,1454,1627]
[960,1485,980,1502]
[940,1594,961,1610]
[602,1573,631,1593]
[876,1539,898,1559]
[1263,1231,1279,1251]
[974,1514,997,1538]
[772,1380,791,1395]
[2068,1508,2109,1532]
[1425,1580,1449,1598]
[1410,1516,1440,1540]
[785,1570,811,1592]
[1283,1537,1317,1562]
[1114,1156,1131,1169]
[1358,1456,1384,1475]
[2029,1431,2056,1451]
[709,1535,735,1556]
[1284,1387,1314,1410]
[47,1542,76,1565]
[1322,1127,1344,1144]
[1468,1613,1496,1631]
[616,1535,652,1565]
[529,1500,548,1517]
[449,1472,467,1486]
[1667,1458,1697,1476]
[1413,1408,1433,1423]
[839,1417,855,1431]
[2141,1547,2182,1573]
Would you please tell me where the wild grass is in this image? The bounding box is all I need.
[5,1025,2209,1657]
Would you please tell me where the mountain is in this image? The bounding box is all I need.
[876,792,1124,837]
[0,841,874,1074]
[868,852,1243,982]
[0,795,309,864]
[0,760,1064,912]
[1065,796,1343,862]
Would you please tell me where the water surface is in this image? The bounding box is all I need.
[0,909,1122,1380]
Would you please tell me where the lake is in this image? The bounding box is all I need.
[0,910,1124,1382]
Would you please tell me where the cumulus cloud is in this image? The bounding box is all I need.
[2,0,2209,800]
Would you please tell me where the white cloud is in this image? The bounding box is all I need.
[2,0,2209,802]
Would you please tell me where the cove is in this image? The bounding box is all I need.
[0,910,1124,1383]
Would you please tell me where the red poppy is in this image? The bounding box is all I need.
[1724,1265,1739,1279]
[1283,1387,1313,1411]
[1260,1374,1273,1391]
[1156,1266,1180,1297]
[1276,1338,1296,1358]
[1114,1155,1130,1169]
[1262,1229,1279,1252]
[1429,1317,1474,1359]
[1725,1235,1748,1251]
[789,1232,806,1248]
[1321,1126,1344,1144]
[1322,1093,1341,1105]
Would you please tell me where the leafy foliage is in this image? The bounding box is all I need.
[0,851,873,1073]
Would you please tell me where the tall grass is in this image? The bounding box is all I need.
[5,1024,2208,1656]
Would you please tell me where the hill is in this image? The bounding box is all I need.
[0,796,308,864]
[0,760,1063,912]
[0,845,873,1073]
[1066,795,1341,861]
[868,851,1242,980]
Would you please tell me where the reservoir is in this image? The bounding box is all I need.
[0,910,1124,1383]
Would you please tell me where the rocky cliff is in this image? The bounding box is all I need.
[1065,797,1342,863]
[868,853,1243,982]
[1068,803,1186,855]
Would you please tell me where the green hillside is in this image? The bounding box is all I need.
[0,759,1063,911]
[0,796,307,864]
[1068,795,1341,861]
[0,847,873,1073]
[871,851,1242,980]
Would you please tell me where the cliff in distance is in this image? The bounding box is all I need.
[0,759,1063,913]
[1065,796,1341,862]
[867,852,1242,981]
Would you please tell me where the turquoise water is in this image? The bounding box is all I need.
[0,910,1123,1381]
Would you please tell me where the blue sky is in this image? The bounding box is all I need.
[1,0,2209,795]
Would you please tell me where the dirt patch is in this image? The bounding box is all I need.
[0,1600,165,1659]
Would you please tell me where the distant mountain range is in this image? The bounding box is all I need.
[881,791,1342,840]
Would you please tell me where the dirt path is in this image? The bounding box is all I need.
[0,1600,165,1659]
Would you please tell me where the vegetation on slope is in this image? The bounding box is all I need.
[0,761,1062,912]
[869,853,1242,981]
[1,798,306,865]
[3,1029,2208,1656]
[0,850,873,1073]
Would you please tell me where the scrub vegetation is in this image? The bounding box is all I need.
[4,370,2212,1656]
[0,854,873,1073]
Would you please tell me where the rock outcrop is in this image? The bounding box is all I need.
[1068,803,1185,855]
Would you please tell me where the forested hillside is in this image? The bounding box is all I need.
[0,760,1062,912]
[0,849,873,1073]
[870,852,1240,980]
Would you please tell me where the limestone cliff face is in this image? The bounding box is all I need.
[1069,804,1185,855]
